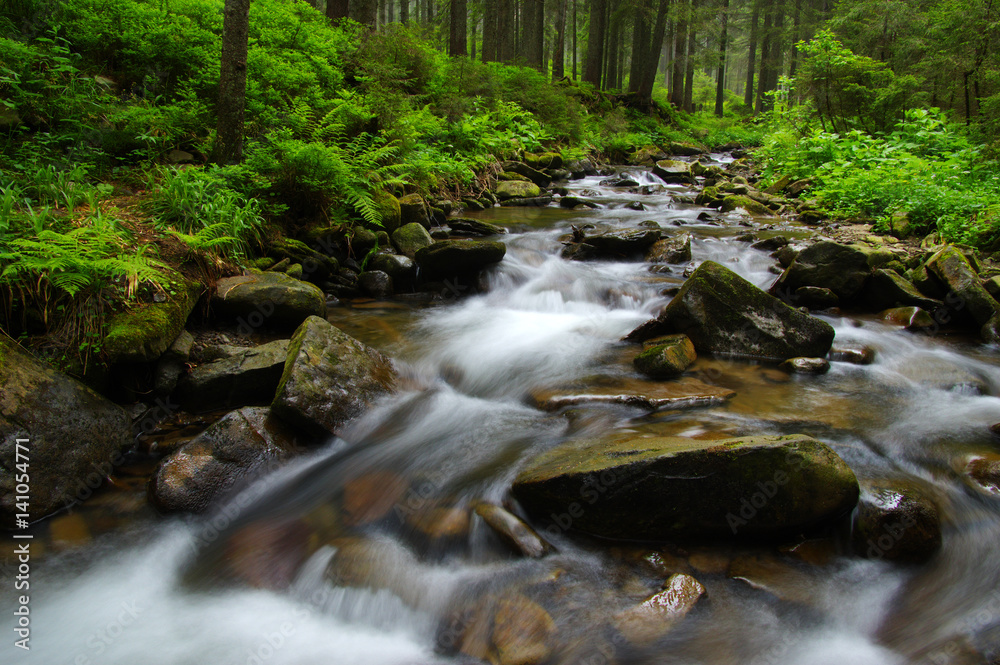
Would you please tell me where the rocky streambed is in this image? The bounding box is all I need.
[4,152,1000,665]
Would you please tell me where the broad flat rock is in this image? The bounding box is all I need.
[531,376,735,411]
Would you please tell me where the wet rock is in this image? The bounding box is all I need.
[448,218,508,237]
[720,195,773,216]
[271,316,398,436]
[960,453,1000,495]
[669,141,706,157]
[779,357,831,374]
[625,261,836,361]
[474,502,554,558]
[652,160,695,185]
[398,193,431,228]
[612,573,706,646]
[646,233,692,264]
[531,376,735,411]
[462,198,487,212]
[729,552,820,605]
[390,222,433,259]
[775,245,799,268]
[269,237,340,281]
[625,201,645,211]
[600,176,641,188]
[499,195,553,208]
[370,253,417,284]
[879,306,936,330]
[0,337,131,525]
[496,180,543,201]
[559,196,600,210]
[176,339,290,412]
[211,272,326,332]
[511,433,859,540]
[359,270,394,298]
[491,594,557,665]
[772,241,871,301]
[852,478,942,562]
[897,357,989,394]
[570,228,661,259]
[863,268,943,312]
[415,240,507,280]
[829,344,876,365]
[927,245,1000,330]
[634,335,697,378]
[154,330,195,396]
[502,161,552,188]
[225,519,312,590]
[752,236,790,252]
[103,277,201,364]
[342,471,410,526]
[795,286,839,309]
[149,407,297,513]
[405,506,471,542]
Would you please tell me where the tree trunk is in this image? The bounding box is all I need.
[388,0,395,23]
[353,0,378,27]
[629,0,652,94]
[583,0,606,86]
[670,1,687,108]
[715,0,729,116]
[553,0,568,80]
[327,0,348,21]
[637,0,669,102]
[684,26,695,111]
[572,0,578,79]
[483,1,499,61]
[214,0,250,165]
[400,0,409,24]
[450,0,468,56]
[499,0,516,63]
[523,0,545,70]
[605,8,620,89]
[754,0,772,114]
[470,10,479,60]
[744,0,759,109]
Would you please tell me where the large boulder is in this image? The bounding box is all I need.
[652,160,695,185]
[772,241,871,301]
[148,407,298,513]
[103,278,200,363]
[211,272,326,332]
[564,229,660,261]
[625,261,836,360]
[398,193,431,228]
[501,161,551,188]
[646,233,692,264]
[496,180,542,201]
[271,316,398,436]
[511,433,859,540]
[448,218,508,237]
[372,191,402,232]
[862,269,943,312]
[0,337,131,525]
[926,245,1000,327]
[391,222,433,259]
[415,240,506,280]
[175,340,290,412]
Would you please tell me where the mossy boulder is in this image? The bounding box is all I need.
[372,190,402,232]
[652,160,695,185]
[103,278,201,364]
[271,316,398,436]
[0,336,131,526]
[391,222,433,259]
[772,241,871,301]
[501,161,551,187]
[270,238,339,281]
[495,180,542,201]
[397,193,430,228]
[566,229,660,260]
[862,269,942,312]
[720,195,773,216]
[498,171,531,182]
[448,218,508,237]
[646,233,692,264]
[211,272,326,332]
[626,261,836,360]
[694,186,721,206]
[148,407,299,513]
[851,477,942,562]
[926,245,1000,327]
[525,152,563,170]
[511,433,859,540]
[175,340,290,412]
[414,240,506,279]
[634,335,697,378]
[668,141,706,156]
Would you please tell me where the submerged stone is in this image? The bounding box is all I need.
[531,376,734,411]
[634,334,697,378]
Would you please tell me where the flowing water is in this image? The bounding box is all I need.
[7,163,1000,665]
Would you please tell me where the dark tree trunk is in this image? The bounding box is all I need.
[788,0,800,79]
[450,0,468,56]
[572,0,579,79]
[629,0,652,94]
[214,0,250,165]
[744,0,759,109]
[400,0,409,23]
[327,0,348,20]
[684,26,695,111]
[670,1,688,108]
[553,0,569,79]
[715,0,729,116]
[470,10,478,60]
[583,0,606,86]
[605,9,620,89]
[388,0,395,23]
[499,0,516,63]
[755,0,772,113]
[637,0,669,102]
[353,0,378,27]
[483,1,499,61]
[523,0,545,70]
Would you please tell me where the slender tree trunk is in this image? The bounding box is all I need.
[684,26,695,111]
[744,0,759,109]
[637,0,669,102]
[605,10,619,90]
[629,0,652,93]
[327,0,348,20]
[499,0,516,63]
[214,0,250,165]
[470,11,478,60]
[583,0,606,86]
[450,0,468,56]
[523,0,545,70]
[553,0,568,79]
[715,0,729,116]
[670,1,687,108]
[388,0,394,23]
[755,0,772,113]
[788,0,800,78]
[400,0,409,24]
[483,1,499,61]
[572,0,578,79]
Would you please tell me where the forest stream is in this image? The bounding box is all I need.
[8,161,1000,665]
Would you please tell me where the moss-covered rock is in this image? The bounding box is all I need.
[511,433,859,540]
[862,269,942,311]
[211,272,326,332]
[498,171,531,182]
[175,339,290,412]
[525,152,564,170]
[391,222,433,259]
[397,193,430,228]
[694,186,721,206]
[645,233,692,264]
[566,228,660,260]
[502,161,552,187]
[634,335,697,378]
[448,218,508,237]
[103,278,201,364]
[772,241,871,302]
[414,239,506,279]
[720,195,773,216]
[652,160,694,185]
[0,336,131,526]
[495,180,542,201]
[626,261,835,360]
[271,316,398,436]
[270,238,339,281]
[926,244,1000,328]
[372,190,402,232]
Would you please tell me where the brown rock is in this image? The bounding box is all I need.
[613,573,706,646]
[474,502,554,558]
[531,376,735,411]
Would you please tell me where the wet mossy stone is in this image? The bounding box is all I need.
[851,477,942,562]
[495,180,542,201]
[652,160,694,185]
[176,339,290,412]
[371,190,401,232]
[862,269,942,312]
[720,195,773,216]
[414,240,506,280]
[926,244,1000,328]
[525,152,563,170]
[271,316,398,437]
[772,241,872,301]
[103,278,201,364]
[511,433,859,540]
[391,222,433,259]
[634,335,697,378]
[397,193,430,228]
[0,336,131,526]
[646,233,692,264]
[501,161,551,188]
[448,218,508,237]
[211,272,326,332]
[626,261,835,361]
